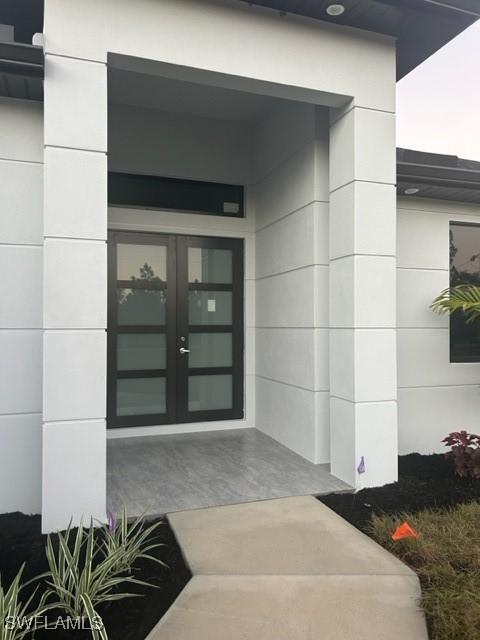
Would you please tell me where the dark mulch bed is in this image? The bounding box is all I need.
[319,453,480,532]
[0,513,191,640]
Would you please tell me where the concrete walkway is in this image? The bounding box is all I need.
[147,496,428,640]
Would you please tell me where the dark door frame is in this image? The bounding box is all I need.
[107,230,244,428]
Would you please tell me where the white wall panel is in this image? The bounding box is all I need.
[397,268,448,328]
[44,239,107,329]
[256,327,329,393]
[256,328,315,390]
[0,331,42,414]
[0,246,42,328]
[0,99,43,162]
[254,102,318,179]
[330,329,396,402]
[0,160,43,245]
[330,182,396,259]
[256,376,318,462]
[254,143,317,230]
[256,205,318,278]
[44,55,107,151]
[314,390,330,463]
[397,210,447,270]
[314,328,330,393]
[330,108,396,192]
[256,266,328,328]
[44,331,107,422]
[42,420,106,531]
[44,148,107,240]
[398,329,480,388]
[245,327,255,377]
[0,414,42,514]
[330,256,396,328]
[314,202,330,266]
[330,397,397,487]
[354,330,396,402]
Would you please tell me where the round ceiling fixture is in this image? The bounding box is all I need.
[404,187,420,195]
[326,4,345,16]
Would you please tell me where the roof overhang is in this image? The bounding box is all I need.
[240,0,479,79]
[397,149,480,205]
[0,42,43,101]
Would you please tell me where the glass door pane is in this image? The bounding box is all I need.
[188,333,232,368]
[177,236,243,421]
[108,232,174,428]
[117,334,167,370]
[188,248,232,283]
[188,375,232,411]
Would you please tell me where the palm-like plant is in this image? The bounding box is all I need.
[431,284,480,323]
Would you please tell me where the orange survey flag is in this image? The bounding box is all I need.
[391,522,419,541]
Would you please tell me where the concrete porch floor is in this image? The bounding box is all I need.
[107,428,350,516]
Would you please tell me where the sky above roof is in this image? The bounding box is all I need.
[397,20,480,162]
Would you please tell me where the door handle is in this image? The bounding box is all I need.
[179,347,190,354]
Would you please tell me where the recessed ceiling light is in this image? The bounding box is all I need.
[404,188,420,195]
[326,4,345,16]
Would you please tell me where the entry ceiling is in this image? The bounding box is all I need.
[108,69,288,124]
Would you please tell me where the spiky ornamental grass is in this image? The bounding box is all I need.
[43,510,166,640]
[0,565,53,640]
[102,507,167,576]
[370,502,480,640]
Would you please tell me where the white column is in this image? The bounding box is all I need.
[42,54,108,532]
[329,104,398,488]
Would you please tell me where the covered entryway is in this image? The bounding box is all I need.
[98,46,395,528]
[38,0,399,532]
[107,428,350,516]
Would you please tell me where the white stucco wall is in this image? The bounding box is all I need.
[0,98,44,514]
[43,0,395,111]
[254,101,330,463]
[397,196,480,455]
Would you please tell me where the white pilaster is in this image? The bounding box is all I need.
[329,104,398,488]
[42,53,108,532]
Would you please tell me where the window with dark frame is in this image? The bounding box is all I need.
[108,172,244,218]
[449,222,480,362]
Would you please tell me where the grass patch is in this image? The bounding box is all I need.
[370,501,480,640]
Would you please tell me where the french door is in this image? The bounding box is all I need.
[107,231,244,428]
